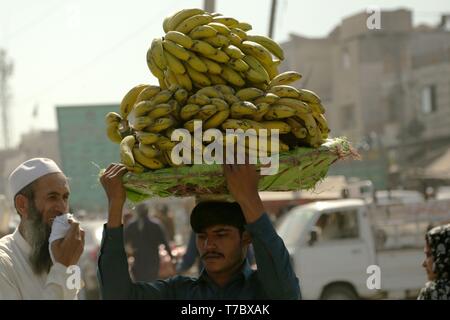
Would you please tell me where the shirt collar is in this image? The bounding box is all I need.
[12,227,31,256]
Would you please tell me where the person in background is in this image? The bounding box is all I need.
[123,203,173,282]
[154,204,175,243]
[0,158,84,299]
[418,224,450,300]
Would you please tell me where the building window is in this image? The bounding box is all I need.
[421,85,437,114]
[341,104,355,130]
[342,48,351,69]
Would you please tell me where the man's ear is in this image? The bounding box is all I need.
[242,230,252,245]
[15,194,30,220]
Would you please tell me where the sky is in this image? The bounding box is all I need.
[0,0,449,148]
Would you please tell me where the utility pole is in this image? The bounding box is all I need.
[0,49,13,149]
[204,0,215,13]
[268,0,278,38]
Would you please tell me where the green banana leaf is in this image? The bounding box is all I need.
[103,137,357,203]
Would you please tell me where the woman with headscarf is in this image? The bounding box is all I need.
[418,224,450,300]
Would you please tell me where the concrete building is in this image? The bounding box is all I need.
[280,9,450,188]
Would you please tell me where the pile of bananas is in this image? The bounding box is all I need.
[105,8,330,172]
[148,8,284,91]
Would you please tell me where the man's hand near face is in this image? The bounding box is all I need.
[51,222,85,267]
[223,164,265,223]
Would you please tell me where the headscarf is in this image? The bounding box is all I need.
[417,224,450,300]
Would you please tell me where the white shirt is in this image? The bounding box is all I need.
[0,228,79,299]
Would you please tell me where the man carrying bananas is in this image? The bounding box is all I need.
[98,162,300,299]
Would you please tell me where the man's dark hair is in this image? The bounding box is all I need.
[190,201,246,234]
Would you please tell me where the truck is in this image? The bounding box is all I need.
[276,198,450,299]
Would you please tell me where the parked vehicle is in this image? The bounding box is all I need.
[276,198,450,299]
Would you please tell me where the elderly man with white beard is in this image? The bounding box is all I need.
[0,158,85,299]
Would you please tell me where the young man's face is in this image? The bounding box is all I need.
[196,224,248,276]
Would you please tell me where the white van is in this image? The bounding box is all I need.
[276,198,450,299]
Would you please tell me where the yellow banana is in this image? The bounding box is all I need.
[261,59,279,80]
[185,63,211,87]
[174,88,188,105]
[197,104,218,121]
[126,162,145,174]
[230,101,258,118]
[105,112,122,125]
[223,93,240,104]
[189,25,218,39]
[135,85,161,103]
[131,116,154,131]
[261,121,292,134]
[186,51,208,73]
[202,50,230,63]
[164,50,186,74]
[249,102,270,122]
[230,28,247,40]
[148,103,173,119]
[212,16,239,27]
[168,99,181,120]
[208,22,231,35]
[223,45,244,59]
[214,85,235,95]
[298,89,321,104]
[120,84,149,119]
[151,89,173,105]
[245,35,284,60]
[210,98,229,111]
[164,69,179,88]
[146,52,165,79]
[174,71,193,91]
[136,131,160,144]
[164,31,193,49]
[295,113,317,135]
[176,14,212,34]
[263,105,296,120]
[183,119,201,133]
[309,102,326,114]
[240,40,273,66]
[166,8,205,31]
[191,39,217,56]
[251,82,269,91]
[106,122,122,144]
[277,98,311,114]
[162,39,190,61]
[269,71,302,87]
[150,38,167,70]
[156,136,178,150]
[134,101,154,117]
[242,55,270,84]
[222,119,264,132]
[188,93,211,105]
[236,22,252,31]
[221,66,245,87]
[196,86,224,99]
[146,117,175,133]
[163,16,171,33]
[236,87,264,101]
[313,113,330,134]
[246,69,268,84]
[120,135,136,167]
[133,147,165,169]
[286,118,307,139]
[139,143,160,158]
[203,109,230,129]
[180,104,201,121]
[208,73,226,85]
[203,35,230,48]
[268,85,300,98]
[228,58,249,72]
[254,93,280,105]
[227,32,243,47]
[201,57,222,74]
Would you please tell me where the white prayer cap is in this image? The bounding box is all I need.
[8,158,63,198]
